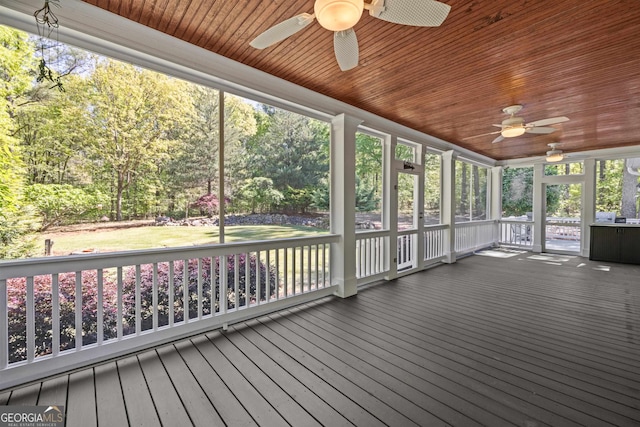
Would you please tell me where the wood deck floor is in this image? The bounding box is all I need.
[2,249,639,426]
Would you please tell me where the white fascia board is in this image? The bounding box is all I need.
[498,145,640,167]
[0,0,496,166]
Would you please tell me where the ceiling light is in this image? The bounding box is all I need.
[314,0,364,32]
[500,116,526,138]
[546,144,564,162]
[501,126,526,138]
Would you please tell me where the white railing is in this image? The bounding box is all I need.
[424,224,448,262]
[455,220,497,255]
[355,230,388,281]
[545,217,580,241]
[397,230,417,272]
[0,235,338,390]
[499,220,534,248]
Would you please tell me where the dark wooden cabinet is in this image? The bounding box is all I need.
[590,225,640,264]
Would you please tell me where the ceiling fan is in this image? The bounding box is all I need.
[249,0,451,71]
[468,105,569,144]
[545,143,564,162]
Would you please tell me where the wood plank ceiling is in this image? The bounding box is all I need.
[81,0,640,161]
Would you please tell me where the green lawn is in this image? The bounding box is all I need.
[39,225,328,256]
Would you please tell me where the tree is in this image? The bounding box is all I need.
[166,90,256,200]
[235,177,284,213]
[0,26,40,258]
[83,59,192,220]
[243,106,329,210]
[621,158,640,218]
[24,184,107,230]
[502,167,533,216]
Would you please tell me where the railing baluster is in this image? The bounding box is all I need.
[117,267,123,339]
[26,276,35,362]
[306,245,311,292]
[220,256,227,314]
[75,271,82,351]
[153,263,159,330]
[0,278,7,369]
[266,250,271,302]
[97,269,104,344]
[234,253,240,310]
[183,260,189,323]
[197,259,203,319]
[292,247,296,296]
[299,246,304,293]
[256,251,262,304]
[135,266,141,335]
[275,249,280,299]
[169,262,175,327]
[52,273,59,356]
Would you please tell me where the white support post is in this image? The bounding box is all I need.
[330,114,362,298]
[532,163,544,253]
[582,158,597,257]
[383,135,398,280]
[441,150,457,263]
[415,145,426,269]
[490,166,503,245]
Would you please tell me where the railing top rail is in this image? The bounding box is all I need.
[0,234,339,280]
[454,219,497,227]
[355,229,389,238]
[499,219,534,225]
[424,224,449,231]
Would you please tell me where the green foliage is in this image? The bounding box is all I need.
[24,184,107,230]
[0,206,39,259]
[502,167,533,216]
[279,186,314,214]
[310,177,379,212]
[235,177,284,214]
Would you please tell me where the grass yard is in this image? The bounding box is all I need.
[39,224,328,256]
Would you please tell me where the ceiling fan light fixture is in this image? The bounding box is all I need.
[546,145,564,162]
[501,126,526,138]
[315,0,364,31]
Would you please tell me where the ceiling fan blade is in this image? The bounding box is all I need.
[525,126,557,134]
[463,130,501,140]
[369,0,451,27]
[526,116,569,127]
[334,29,359,71]
[492,135,505,144]
[250,13,315,49]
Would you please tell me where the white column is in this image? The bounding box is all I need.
[441,150,457,263]
[415,145,426,269]
[383,135,398,280]
[532,163,544,253]
[582,158,596,257]
[330,114,362,298]
[489,166,503,245]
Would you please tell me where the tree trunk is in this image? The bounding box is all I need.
[621,159,639,218]
[116,173,124,221]
[472,165,480,218]
[460,163,468,217]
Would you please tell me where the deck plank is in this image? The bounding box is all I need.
[65,369,96,427]
[207,331,322,426]
[191,333,289,426]
[117,355,161,426]
[234,320,386,426]
[6,382,40,406]
[174,339,258,426]
[94,362,129,427]
[228,322,354,427]
[137,350,192,426]
[37,375,68,408]
[156,344,225,426]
